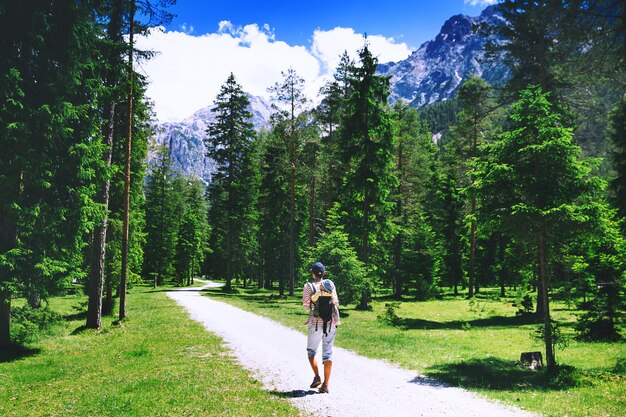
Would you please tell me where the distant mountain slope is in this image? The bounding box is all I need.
[151,6,509,181]
[379,5,508,108]
[149,95,272,182]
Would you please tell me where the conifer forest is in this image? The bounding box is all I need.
[1,0,625,376]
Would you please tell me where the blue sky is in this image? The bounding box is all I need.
[167,0,495,49]
[137,0,497,122]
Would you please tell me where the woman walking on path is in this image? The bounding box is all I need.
[303,261,340,393]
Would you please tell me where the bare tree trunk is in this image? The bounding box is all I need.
[103,273,114,316]
[87,104,115,329]
[27,290,41,309]
[119,0,135,321]
[309,175,316,247]
[289,159,295,297]
[394,142,404,299]
[0,288,10,346]
[468,198,477,298]
[538,232,555,372]
[468,121,479,298]
[1,169,24,345]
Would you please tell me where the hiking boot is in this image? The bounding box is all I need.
[319,384,329,393]
[310,376,321,388]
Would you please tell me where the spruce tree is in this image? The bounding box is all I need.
[338,43,397,309]
[257,127,290,292]
[450,75,494,297]
[143,145,178,286]
[477,86,602,371]
[268,68,307,297]
[317,52,355,213]
[175,178,208,286]
[206,73,257,291]
[391,101,438,299]
[610,95,626,233]
[0,1,104,342]
[87,0,125,329]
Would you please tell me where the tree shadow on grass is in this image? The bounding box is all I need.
[64,311,87,321]
[0,344,41,363]
[396,314,542,330]
[424,357,582,391]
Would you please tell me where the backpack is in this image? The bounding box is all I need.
[307,281,334,335]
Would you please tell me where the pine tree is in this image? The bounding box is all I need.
[143,145,178,286]
[206,73,257,291]
[257,127,290,292]
[268,68,308,296]
[0,1,104,343]
[87,0,125,329]
[610,95,626,233]
[492,1,571,98]
[390,101,438,299]
[450,75,494,297]
[175,178,208,286]
[476,86,602,371]
[316,52,355,213]
[338,43,397,309]
[309,204,366,304]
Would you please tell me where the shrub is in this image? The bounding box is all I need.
[306,205,367,305]
[575,287,623,342]
[377,302,401,326]
[10,305,63,344]
[513,293,535,316]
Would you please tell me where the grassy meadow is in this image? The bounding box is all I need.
[0,284,301,417]
[202,283,626,417]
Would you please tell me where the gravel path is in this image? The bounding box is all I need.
[167,282,537,417]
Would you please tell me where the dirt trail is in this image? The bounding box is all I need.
[167,282,536,417]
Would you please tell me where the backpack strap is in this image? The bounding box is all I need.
[306,281,316,316]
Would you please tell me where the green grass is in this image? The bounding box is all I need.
[203,283,626,417]
[0,285,302,417]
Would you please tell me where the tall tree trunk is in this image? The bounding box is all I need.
[309,175,316,247]
[394,142,404,299]
[468,121,479,298]
[103,273,114,316]
[27,290,41,309]
[289,157,295,297]
[0,288,10,346]
[87,104,115,328]
[226,210,233,290]
[535,245,545,317]
[0,168,24,345]
[119,0,135,321]
[288,86,296,298]
[538,232,555,372]
[468,198,477,298]
[393,233,402,299]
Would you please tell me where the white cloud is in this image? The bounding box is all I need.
[136,23,413,122]
[311,27,412,73]
[463,0,498,6]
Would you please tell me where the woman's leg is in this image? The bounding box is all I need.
[320,326,337,391]
[307,324,323,378]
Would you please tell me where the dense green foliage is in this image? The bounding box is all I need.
[205,73,258,291]
[0,0,623,396]
[0,1,182,343]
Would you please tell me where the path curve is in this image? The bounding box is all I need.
[167,282,536,417]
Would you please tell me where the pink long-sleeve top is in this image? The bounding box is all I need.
[302,280,340,327]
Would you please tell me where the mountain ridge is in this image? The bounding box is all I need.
[378,5,507,107]
[151,6,507,181]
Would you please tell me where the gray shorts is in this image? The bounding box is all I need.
[306,322,337,362]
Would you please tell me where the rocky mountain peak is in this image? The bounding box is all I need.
[378,5,508,108]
